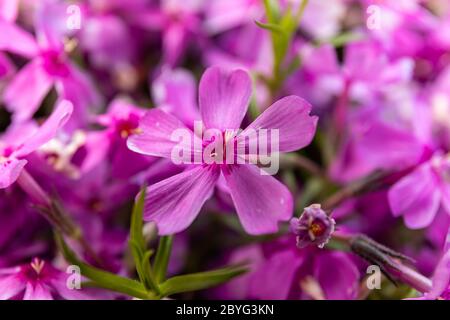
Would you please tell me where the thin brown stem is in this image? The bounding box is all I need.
[282,153,326,178]
[322,171,386,211]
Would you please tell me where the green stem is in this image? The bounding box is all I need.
[154,236,174,283]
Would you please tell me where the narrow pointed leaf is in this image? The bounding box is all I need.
[56,233,149,299]
[159,264,248,297]
[142,250,160,294]
[154,236,173,283]
[130,186,147,252]
[255,20,284,34]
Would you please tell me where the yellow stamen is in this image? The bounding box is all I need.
[30,259,45,275]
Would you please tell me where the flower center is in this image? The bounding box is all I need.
[31,259,45,274]
[1,145,14,158]
[117,118,141,138]
[310,219,327,238]
[22,258,48,281]
[202,130,237,165]
[41,50,70,77]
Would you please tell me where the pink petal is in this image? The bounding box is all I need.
[0,158,27,189]
[0,52,15,79]
[56,63,103,130]
[440,180,450,215]
[404,190,440,229]
[15,100,73,158]
[199,67,251,130]
[63,64,102,110]
[205,0,262,34]
[218,245,264,299]
[23,282,53,300]
[3,59,54,121]
[356,121,425,170]
[0,0,19,22]
[133,10,166,30]
[152,68,200,125]
[163,23,187,67]
[144,166,220,235]
[1,121,38,147]
[249,249,303,299]
[223,164,293,235]
[51,276,98,300]
[0,19,39,58]
[343,41,383,82]
[314,251,359,300]
[388,164,441,229]
[127,109,201,160]
[0,274,25,299]
[241,95,318,153]
[34,0,73,51]
[426,249,450,299]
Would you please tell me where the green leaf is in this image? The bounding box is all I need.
[129,240,148,286]
[130,185,146,252]
[128,186,148,286]
[254,20,284,34]
[153,236,173,283]
[327,32,362,48]
[159,264,248,297]
[56,233,150,299]
[295,0,309,22]
[142,250,160,294]
[263,0,279,23]
[128,185,161,293]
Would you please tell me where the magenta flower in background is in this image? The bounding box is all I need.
[204,0,263,35]
[0,257,103,300]
[216,238,360,300]
[0,0,100,127]
[388,153,450,229]
[135,0,204,66]
[329,105,430,183]
[77,0,149,69]
[128,66,318,235]
[0,0,18,22]
[0,100,73,189]
[151,67,200,125]
[300,0,345,41]
[95,98,157,180]
[0,52,14,84]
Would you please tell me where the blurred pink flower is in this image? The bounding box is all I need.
[0,1,101,128]
[0,257,104,300]
[0,100,73,189]
[216,238,360,300]
[389,153,450,229]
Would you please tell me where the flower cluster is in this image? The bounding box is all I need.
[0,0,449,300]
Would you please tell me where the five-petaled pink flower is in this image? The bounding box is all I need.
[128,67,318,235]
[0,100,73,189]
[0,257,103,300]
[0,1,100,128]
